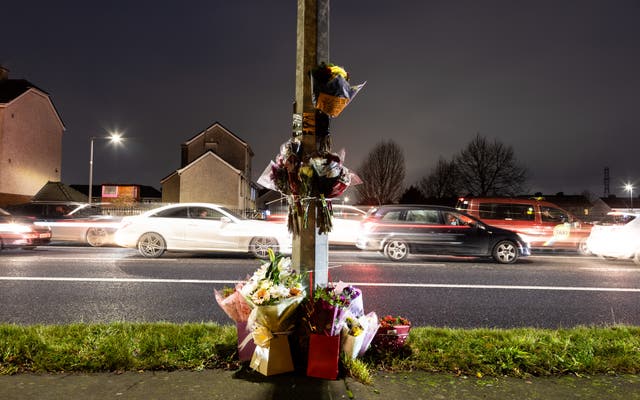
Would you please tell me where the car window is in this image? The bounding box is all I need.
[380,210,402,221]
[479,203,535,221]
[406,209,440,224]
[154,207,189,218]
[540,206,568,223]
[190,207,224,220]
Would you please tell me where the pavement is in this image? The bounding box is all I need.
[1,369,640,399]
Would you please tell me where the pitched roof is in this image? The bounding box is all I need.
[32,181,88,202]
[183,121,254,156]
[0,77,65,128]
[0,79,48,103]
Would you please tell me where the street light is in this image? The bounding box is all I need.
[88,131,123,204]
[624,183,634,211]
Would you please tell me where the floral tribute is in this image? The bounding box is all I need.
[257,138,360,235]
[371,314,412,352]
[301,282,379,379]
[311,62,366,118]
[214,283,254,361]
[237,250,306,376]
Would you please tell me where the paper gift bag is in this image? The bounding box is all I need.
[236,321,255,362]
[250,334,294,376]
[306,334,340,380]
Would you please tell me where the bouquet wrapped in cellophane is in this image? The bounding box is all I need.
[214,282,254,361]
[257,138,361,235]
[341,312,379,359]
[214,282,252,324]
[239,250,306,376]
[311,62,366,118]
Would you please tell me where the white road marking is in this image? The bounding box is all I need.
[0,276,639,292]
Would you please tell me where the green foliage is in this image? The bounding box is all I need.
[2,323,639,379]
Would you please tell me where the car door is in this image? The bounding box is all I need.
[403,208,444,254]
[184,206,238,250]
[440,211,488,255]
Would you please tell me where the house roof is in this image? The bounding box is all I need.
[0,78,66,129]
[161,150,241,184]
[183,121,254,156]
[32,181,88,202]
[0,79,48,103]
[599,195,636,209]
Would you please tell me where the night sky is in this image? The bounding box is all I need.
[3,1,639,198]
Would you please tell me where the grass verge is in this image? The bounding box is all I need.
[1,323,639,379]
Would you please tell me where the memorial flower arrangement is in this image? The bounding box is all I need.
[214,283,254,361]
[372,315,412,351]
[238,250,306,376]
[311,62,366,118]
[257,138,360,235]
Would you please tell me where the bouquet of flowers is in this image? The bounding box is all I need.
[239,250,306,375]
[311,62,366,118]
[303,282,362,336]
[214,283,252,323]
[257,139,361,235]
[372,315,412,351]
[214,282,254,360]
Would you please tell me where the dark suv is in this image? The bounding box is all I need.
[355,204,530,263]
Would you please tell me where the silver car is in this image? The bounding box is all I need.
[114,203,292,258]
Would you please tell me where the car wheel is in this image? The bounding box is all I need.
[137,232,166,258]
[492,240,519,264]
[577,239,591,255]
[86,228,108,247]
[249,237,279,259]
[384,239,409,261]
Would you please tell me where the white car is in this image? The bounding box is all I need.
[586,212,640,264]
[328,204,368,245]
[265,204,368,246]
[114,203,292,258]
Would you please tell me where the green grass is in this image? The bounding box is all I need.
[1,323,639,379]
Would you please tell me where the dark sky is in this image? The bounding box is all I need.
[3,1,639,198]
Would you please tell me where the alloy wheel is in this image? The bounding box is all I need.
[493,240,518,264]
[249,237,278,259]
[86,228,108,247]
[384,240,409,261]
[137,232,166,258]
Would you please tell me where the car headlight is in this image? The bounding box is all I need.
[7,223,33,233]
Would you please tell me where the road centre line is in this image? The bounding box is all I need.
[1,276,639,292]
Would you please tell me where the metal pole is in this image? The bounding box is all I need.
[88,138,94,205]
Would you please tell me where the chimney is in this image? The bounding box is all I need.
[0,66,8,81]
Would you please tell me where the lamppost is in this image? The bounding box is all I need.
[625,183,634,212]
[88,132,123,204]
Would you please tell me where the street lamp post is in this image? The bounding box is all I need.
[88,132,122,204]
[625,183,634,212]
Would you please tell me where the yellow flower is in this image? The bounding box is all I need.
[299,165,314,178]
[329,65,348,79]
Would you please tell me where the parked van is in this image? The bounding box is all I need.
[456,197,592,254]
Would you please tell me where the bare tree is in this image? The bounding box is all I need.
[355,140,406,205]
[455,134,527,196]
[419,157,460,198]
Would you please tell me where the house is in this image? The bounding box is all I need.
[161,122,256,212]
[70,184,162,204]
[0,66,64,206]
